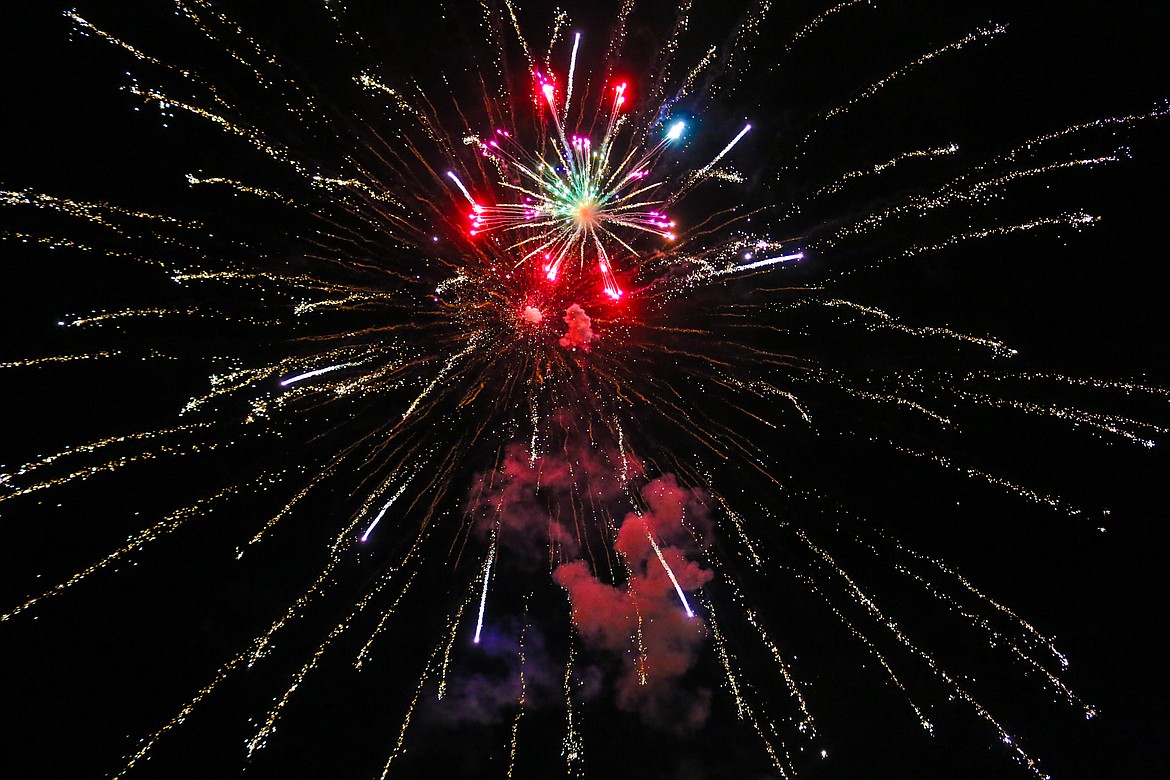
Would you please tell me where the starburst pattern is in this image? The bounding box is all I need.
[1,2,1168,779]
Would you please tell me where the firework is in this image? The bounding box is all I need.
[1,2,1168,779]
[446,38,755,300]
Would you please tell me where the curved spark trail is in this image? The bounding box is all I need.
[1,2,1167,780]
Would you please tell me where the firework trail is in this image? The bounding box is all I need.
[1,2,1168,779]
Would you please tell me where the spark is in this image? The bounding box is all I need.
[685,122,752,187]
[279,362,358,387]
[646,528,695,618]
[360,482,410,542]
[473,536,496,644]
[731,251,804,272]
[446,169,477,207]
[564,31,581,114]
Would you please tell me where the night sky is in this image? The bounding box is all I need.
[2,2,1169,779]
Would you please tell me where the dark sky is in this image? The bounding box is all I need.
[2,2,1169,779]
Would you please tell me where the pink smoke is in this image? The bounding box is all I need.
[519,305,543,325]
[553,475,714,731]
[465,438,712,729]
[467,439,641,562]
[558,303,595,351]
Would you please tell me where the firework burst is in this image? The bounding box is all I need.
[2,2,1169,779]
[453,73,687,298]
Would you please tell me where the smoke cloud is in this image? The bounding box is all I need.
[559,303,595,351]
[467,438,640,563]
[554,475,715,731]
[465,440,714,731]
[520,304,543,325]
[427,621,560,726]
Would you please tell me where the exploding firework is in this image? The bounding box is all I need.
[2,2,1169,779]
[450,70,690,298]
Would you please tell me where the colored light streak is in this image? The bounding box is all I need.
[280,363,355,387]
[360,483,409,542]
[647,530,695,618]
[735,251,805,271]
[473,540,495,644]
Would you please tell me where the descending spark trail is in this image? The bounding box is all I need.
[1,2,1168,780]
[729,251,805,274]
[474,538,496,645]
[744,251,804,268]
[279,362,358,387]
[360,482,408,542]
[646,529,695,618]
[446,170,477,207]
[685,122,752,187]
